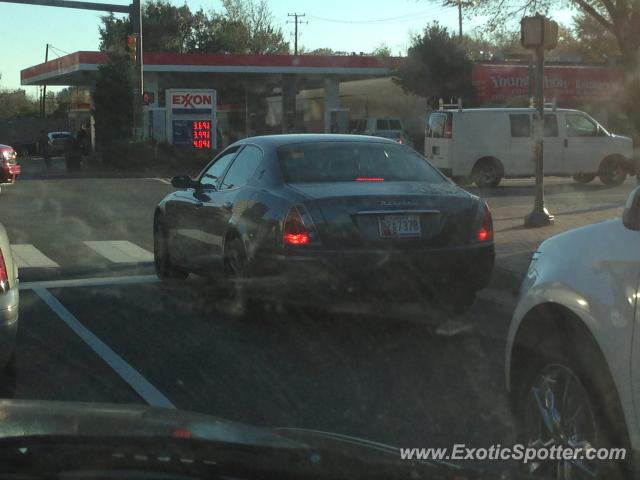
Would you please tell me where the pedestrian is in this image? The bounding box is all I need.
[65,135,82,172]
[37,130,52,170]
[76,126,90,156]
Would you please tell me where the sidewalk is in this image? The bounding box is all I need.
[490,200,624,294]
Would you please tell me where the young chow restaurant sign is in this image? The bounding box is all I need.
[473,64,624,103]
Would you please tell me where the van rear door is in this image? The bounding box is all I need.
[425,112,452,174]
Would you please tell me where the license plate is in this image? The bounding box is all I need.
[378,215,421,238]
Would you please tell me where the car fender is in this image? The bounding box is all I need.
[507,218,640,449]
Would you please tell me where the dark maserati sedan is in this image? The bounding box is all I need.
[154,134,494,313]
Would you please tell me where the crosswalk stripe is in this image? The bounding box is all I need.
[83,240,154,264]
[11,244,59,268]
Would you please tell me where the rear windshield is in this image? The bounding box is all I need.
[278,142,445,183]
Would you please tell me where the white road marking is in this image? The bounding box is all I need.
[84,241,154,264]
[20,274,159,291]
[146,177,172,185]
[33,287,176,409]
[11,245,59,268]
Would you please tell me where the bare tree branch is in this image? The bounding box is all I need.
[572,0,615,32]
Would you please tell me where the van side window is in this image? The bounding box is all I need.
[376,119,389,130]
[428,114,446,138]
[510,114,531,138]
[544,115,559,137]
[566,114,598,137]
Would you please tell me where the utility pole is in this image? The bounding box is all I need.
[458,1,462,40]
[287,12,307,55]
[41,43,49,118]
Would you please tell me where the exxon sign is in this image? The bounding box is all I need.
[171,92,213,109]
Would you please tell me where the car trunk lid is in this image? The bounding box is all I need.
[288,182,479,249]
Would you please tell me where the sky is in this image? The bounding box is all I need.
[0,0,575,94]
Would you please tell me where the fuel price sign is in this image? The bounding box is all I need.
[192,120,212,149]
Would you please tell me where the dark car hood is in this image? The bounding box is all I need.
[0,399,300,450]
[0,400,492,477]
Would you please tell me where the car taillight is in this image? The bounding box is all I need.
[443,124,452,139]
[284,207,311,245]
[396,138,405,144]
[0,250,9,292]
[477,204,493,242]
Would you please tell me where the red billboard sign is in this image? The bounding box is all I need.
[472,64,624,103]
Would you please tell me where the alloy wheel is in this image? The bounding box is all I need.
[521,364,599,479]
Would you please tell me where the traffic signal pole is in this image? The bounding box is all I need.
[131,0,143,138]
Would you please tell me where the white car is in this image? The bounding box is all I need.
[0,223,18,386]
[425,108,634,188]
[505,186,640,477]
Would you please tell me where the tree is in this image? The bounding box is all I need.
[371,43,392,57]
[93,52,133,155]
[99,13,131,52]
[0,89,38,119]
[221,0,288,54]
[142,1,193,52]
[394,23,474,107]
[99,0,289,55]
[572,11,620,62]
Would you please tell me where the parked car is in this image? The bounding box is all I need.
[0,222,18,387]
[505,186,640,477]
[154,134,494,314]
[47,132,74,155]
[0,144,21,185]
[425,108,634,188]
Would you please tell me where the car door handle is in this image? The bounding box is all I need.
[222,202,233,211]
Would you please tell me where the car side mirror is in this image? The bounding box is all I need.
[623,186,640,230]
[171,175,196,189]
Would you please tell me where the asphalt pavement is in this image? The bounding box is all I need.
[0,159,635,468]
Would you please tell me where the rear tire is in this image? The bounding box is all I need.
[599,157,627,186]
[573,173,596,184]
[473,159,503,188]
[220,237,251,317]
[154,217,188,281]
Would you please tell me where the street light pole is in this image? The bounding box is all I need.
[521,14,557,228]
[524,45,554,227]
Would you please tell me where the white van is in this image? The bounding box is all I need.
[425,108,634,188]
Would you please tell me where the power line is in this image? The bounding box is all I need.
[287,12,307,55]
[48,44,71,56]
[307,7,443,25]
